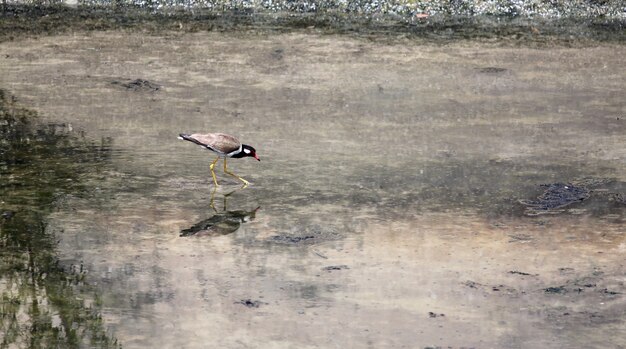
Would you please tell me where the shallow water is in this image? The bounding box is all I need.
[1,32,625,348]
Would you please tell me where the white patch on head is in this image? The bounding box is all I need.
[244,148,251,154]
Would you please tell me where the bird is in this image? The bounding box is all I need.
[178,132,260,187]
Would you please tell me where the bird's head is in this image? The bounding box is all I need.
[242,144,260,161]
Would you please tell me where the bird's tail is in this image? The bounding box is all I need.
[178,133,206,147]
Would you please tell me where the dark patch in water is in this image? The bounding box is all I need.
[544,286,567,294]
[322,265,349,271]
[111,78,161,92]
[269,225,341,245]
[271,234,316,244]
[613,193,626,205]
[476,67,507,74]
[463,280,483,289]
[271,48,284,60]
[520,183,590,216]
[1,210,15,219]
[428,312,445,318]
[508,270,535,276]
[602,289,620,295]
[490,284,516,293]
[235,299,267,308]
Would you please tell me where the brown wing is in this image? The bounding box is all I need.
[189,133,241,154]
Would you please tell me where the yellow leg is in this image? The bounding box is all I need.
[223,157,249,187]
[209,156,220,186]
[209,186,218,212]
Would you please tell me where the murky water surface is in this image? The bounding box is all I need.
[1,32,625,348]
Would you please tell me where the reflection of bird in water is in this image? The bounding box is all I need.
[180,207,260,237]
[181,187,259,237]
[178,132,260,187]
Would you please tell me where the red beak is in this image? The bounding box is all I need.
[254,154,260,161]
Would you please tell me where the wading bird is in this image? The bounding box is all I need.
[178,132,260,187]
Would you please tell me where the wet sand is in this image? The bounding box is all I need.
[0,31,625,348]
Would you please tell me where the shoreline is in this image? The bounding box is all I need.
[2,4,625,44]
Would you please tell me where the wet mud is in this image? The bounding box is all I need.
[0,27,625,349]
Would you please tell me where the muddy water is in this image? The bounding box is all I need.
[1,32,625,348]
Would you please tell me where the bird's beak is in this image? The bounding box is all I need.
[254,154,260,161]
